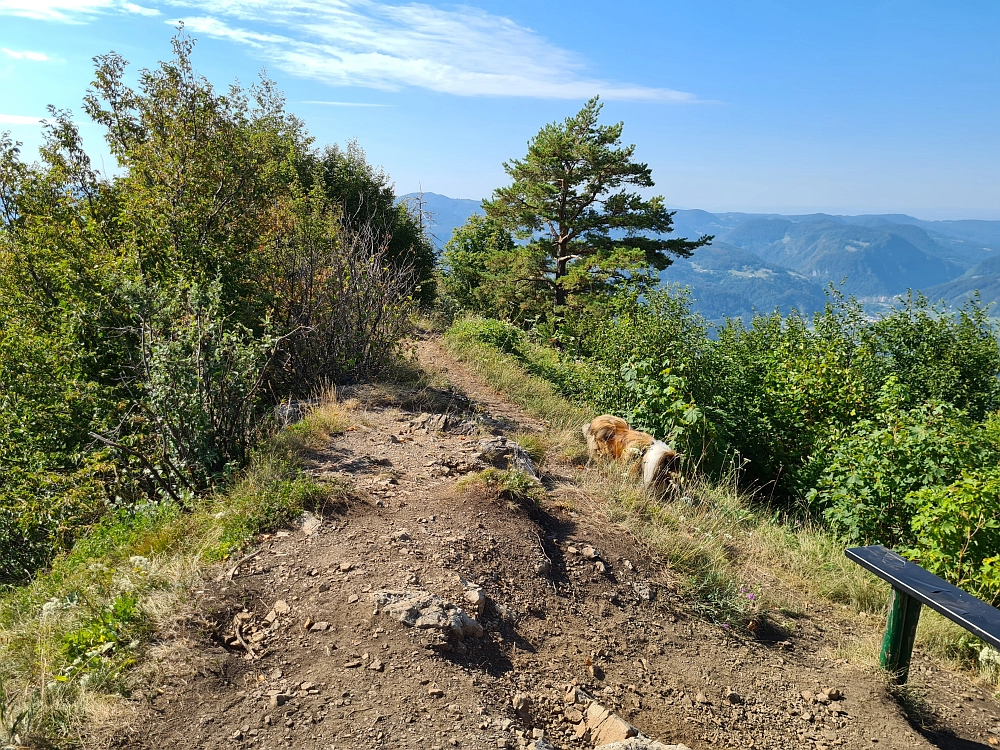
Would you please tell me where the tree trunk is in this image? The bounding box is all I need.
[554,256,567,309]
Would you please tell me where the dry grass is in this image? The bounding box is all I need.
[442,330,590,431]
[275,387,356,453]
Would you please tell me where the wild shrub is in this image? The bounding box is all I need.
[446,317,525,355]
[906,467,1000,604]
[808,398,998,547]
[0,35,422,581]
[868,292,1000,419]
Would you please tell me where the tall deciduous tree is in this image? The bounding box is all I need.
[483,96,710,314]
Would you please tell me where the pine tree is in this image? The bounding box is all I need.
[483,97,710,315]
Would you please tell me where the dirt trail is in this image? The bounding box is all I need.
[128,335,1000,750]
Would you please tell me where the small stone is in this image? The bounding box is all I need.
[725,689,743,704]
[801,690,814,702]
[369,659,384,672]
[344,660,362,668]
[393,529,412,541]
[512,692,531,717]
[273,600,291,615]
[567,546,579,555]
[428,687,445,698]
[581,546,598,560]
[695,692,710,704]
[340,562,353,572]
[303,617,314,630]
[825,688,844,701]
[595,561,607,574]
[632,583,655,602]
[269,693,292,708]
[309,621,330,632]
[348,594,359,604]
[534,561,551,576]
[564,707,583,723]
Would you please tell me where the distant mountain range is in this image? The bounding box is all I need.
[401,192,1000,320]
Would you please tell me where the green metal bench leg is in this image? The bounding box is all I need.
[880,587,922,683]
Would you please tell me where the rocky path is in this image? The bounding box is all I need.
[129,335,1000,750]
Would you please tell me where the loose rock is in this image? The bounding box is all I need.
[372,589,484,638]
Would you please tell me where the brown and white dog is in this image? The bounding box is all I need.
[582,415,681,493]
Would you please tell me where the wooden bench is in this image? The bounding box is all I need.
[845,544,1000,683]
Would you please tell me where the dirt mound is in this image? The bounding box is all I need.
[126,336,1000,750]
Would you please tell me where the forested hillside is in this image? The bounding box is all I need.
[427,195,1000,319]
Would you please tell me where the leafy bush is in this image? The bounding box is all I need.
[0,35,422,581]
[447,318,525,355]
[906,467,1000,604]
[616,360,711,464]
[809,400,999,547]
[869,292,1000,420]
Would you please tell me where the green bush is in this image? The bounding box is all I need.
[809,400,999,547]
[616,360,711,464]
[447,317,525,355]
[0,35,422,581]
[906,467,1000,604]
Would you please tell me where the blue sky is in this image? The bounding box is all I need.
[1,0,997,219]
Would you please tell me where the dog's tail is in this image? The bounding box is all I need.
[643,441,681,488]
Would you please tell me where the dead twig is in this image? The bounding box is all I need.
[217,549,261,582]
[232,618,257,660]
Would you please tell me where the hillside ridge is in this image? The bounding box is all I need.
[125,335,1000,750]
[406,193,1000,318]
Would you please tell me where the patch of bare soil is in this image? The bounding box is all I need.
[125,335,1000,750]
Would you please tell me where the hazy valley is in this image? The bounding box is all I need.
[410,192,1000,320]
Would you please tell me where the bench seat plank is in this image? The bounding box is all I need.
[845,545,1000,651]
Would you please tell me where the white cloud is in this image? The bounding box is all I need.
[1,48,52,61]
[123,2,160,14]
[0,0,156,21]
[0,0,115,22]
[168,15,289,47]
[0,114,45,125]
[0,0,699,102]
[171,1,697,102]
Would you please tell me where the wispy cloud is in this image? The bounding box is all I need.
[174,1,697,102]
[0,114,45,125]
[122,2,159,14]
[1,48,52,61]
[0,0,699,102]
[303,100,392,107]
[0,0,156,22]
